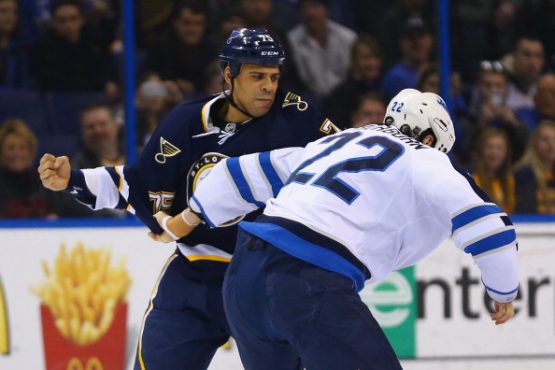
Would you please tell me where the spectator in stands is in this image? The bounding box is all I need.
[502,35,545,111]
[450,0,518,81]
[0,119,56,218]
[517,73,555,131]
[240,0,274,30]
[465,61,528,163]
[469,62,510,125]
[417,64,466,116]
[381,18,434,101]
[515,0,555,71]
[147,1,213,98]
[515,120,555,214]
[136,73,176,146]
[55,102,128,218]
[29,0,117,95]
[208,6,246,49]
[416,64,467,159]
[472,128,515,214]
[378,0,434,66]
[287,0,356,97]
[72,104,124,169]
[202,59,228,96]
[351,0,394,38]
[325,35,383,127]
[0,0,30,88]
[349,93,386,129]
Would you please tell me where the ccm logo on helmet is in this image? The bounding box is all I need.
[261,51,280,56]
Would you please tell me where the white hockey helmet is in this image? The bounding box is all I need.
[383,89,456,153]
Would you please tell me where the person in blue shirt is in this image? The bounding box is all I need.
[38,28,338,370]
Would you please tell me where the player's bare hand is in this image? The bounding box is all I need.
[148,211,177,243]
[491,301,515,325]
[38,154,71,191]
[149,209,201,243]
[147,231,174,243]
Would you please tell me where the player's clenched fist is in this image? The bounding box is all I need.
[38,153,71,191]
[491,301,515,325]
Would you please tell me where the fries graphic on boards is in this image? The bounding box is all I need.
[31,243,131,346]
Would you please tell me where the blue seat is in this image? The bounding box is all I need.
[0,90,50,136]
[46,92,110,135]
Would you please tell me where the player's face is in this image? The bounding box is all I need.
[231,64,280,117]
[0,133,33,172]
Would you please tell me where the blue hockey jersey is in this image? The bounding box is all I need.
[66,89,338,260]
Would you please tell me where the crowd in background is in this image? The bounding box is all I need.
[1,0,555,218]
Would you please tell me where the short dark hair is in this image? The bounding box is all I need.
[351,34,382,60]
[297,0,328,8]
[50,0,83,16]
[80,103,114,122]
[173,0,210,21]
[513,34,543,52]
[417,64,439,91]
[354,92,385,112]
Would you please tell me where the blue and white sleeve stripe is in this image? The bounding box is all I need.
[451,203,504,233]
[462,228,516,256]
[79,167,126,210]
[451,203,516,257]
[482,278,519,298]
[258,151,284,197]
[226,157,266,208]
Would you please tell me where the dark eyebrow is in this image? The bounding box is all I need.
[249,71,281,77]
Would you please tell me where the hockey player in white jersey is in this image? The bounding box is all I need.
[151,89,519,370]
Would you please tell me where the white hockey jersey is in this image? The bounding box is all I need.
[190,125,520,303]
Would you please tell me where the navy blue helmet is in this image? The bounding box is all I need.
[219,28,286,78]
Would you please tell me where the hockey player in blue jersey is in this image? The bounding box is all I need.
[151,89,519,370]
[38,28,338,370]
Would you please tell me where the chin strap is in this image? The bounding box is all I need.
[222,79,256,119]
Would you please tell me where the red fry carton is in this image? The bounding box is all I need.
[40,303,127,370]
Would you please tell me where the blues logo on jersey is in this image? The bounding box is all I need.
[186,152,244,227]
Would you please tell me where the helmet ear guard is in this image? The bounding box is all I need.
[398,124,412,137]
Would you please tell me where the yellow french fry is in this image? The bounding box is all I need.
[98,298,115,335]
[55,318,69,337]
[41,260,50,277]
[88,322,101,343]
[32,242,132,344]
[69,317,80,341]
[77,320,94,345]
